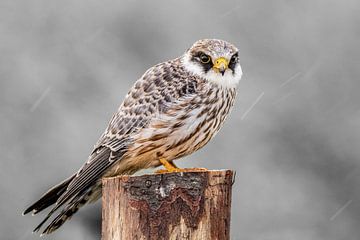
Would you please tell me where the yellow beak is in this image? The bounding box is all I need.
[213,57,229,75]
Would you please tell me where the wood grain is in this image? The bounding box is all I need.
[102,170,234,240]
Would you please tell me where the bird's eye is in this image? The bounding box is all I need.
[199,53,211,64]
[230,53,238,64]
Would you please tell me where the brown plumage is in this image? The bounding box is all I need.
[23,39,243,235]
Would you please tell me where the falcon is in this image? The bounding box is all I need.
[23,39,243,235]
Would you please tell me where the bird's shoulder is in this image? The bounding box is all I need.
[116,58,208,121]
[94,58,208,150]
[126,58,207,103]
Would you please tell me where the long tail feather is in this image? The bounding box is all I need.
[40,188,94,235]
[23,175,75,216]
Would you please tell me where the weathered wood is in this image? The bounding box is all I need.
[102,170,234,240]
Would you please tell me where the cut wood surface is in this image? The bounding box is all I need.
[102,170,234,240]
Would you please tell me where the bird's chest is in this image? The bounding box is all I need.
[163,87,235,159]
[186,88,236,151]
[128,87,236,165]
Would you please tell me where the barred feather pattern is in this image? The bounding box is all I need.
[127,80,237,165]
[102,57,238,174]
[24,39,241,235]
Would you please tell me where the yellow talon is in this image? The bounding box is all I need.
[156,158,208,174]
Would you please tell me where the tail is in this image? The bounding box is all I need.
[23,175,75,216]
[38,187,97,235]
[23,146,125,235]
[23,174,99,235]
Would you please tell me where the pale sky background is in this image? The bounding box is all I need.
[1,0,360,239]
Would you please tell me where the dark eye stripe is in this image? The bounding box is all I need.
[229,52,238,72]
[230,53,238,62]
[191,52,213,73]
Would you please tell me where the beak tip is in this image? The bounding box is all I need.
[214,57,229,76]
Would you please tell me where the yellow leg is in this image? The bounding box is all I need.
[157,158,180,173]
[156,158,208,174]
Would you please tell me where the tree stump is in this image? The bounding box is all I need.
[102,170,234,240]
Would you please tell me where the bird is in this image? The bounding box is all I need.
[23,39,243,235]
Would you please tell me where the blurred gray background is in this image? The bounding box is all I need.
[1,0,359,239]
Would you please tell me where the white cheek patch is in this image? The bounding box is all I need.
[182,53,242,89]
[181,54,204,76]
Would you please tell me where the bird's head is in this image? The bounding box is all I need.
[182,39,242,88]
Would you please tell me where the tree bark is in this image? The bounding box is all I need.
[102,170,234,240]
